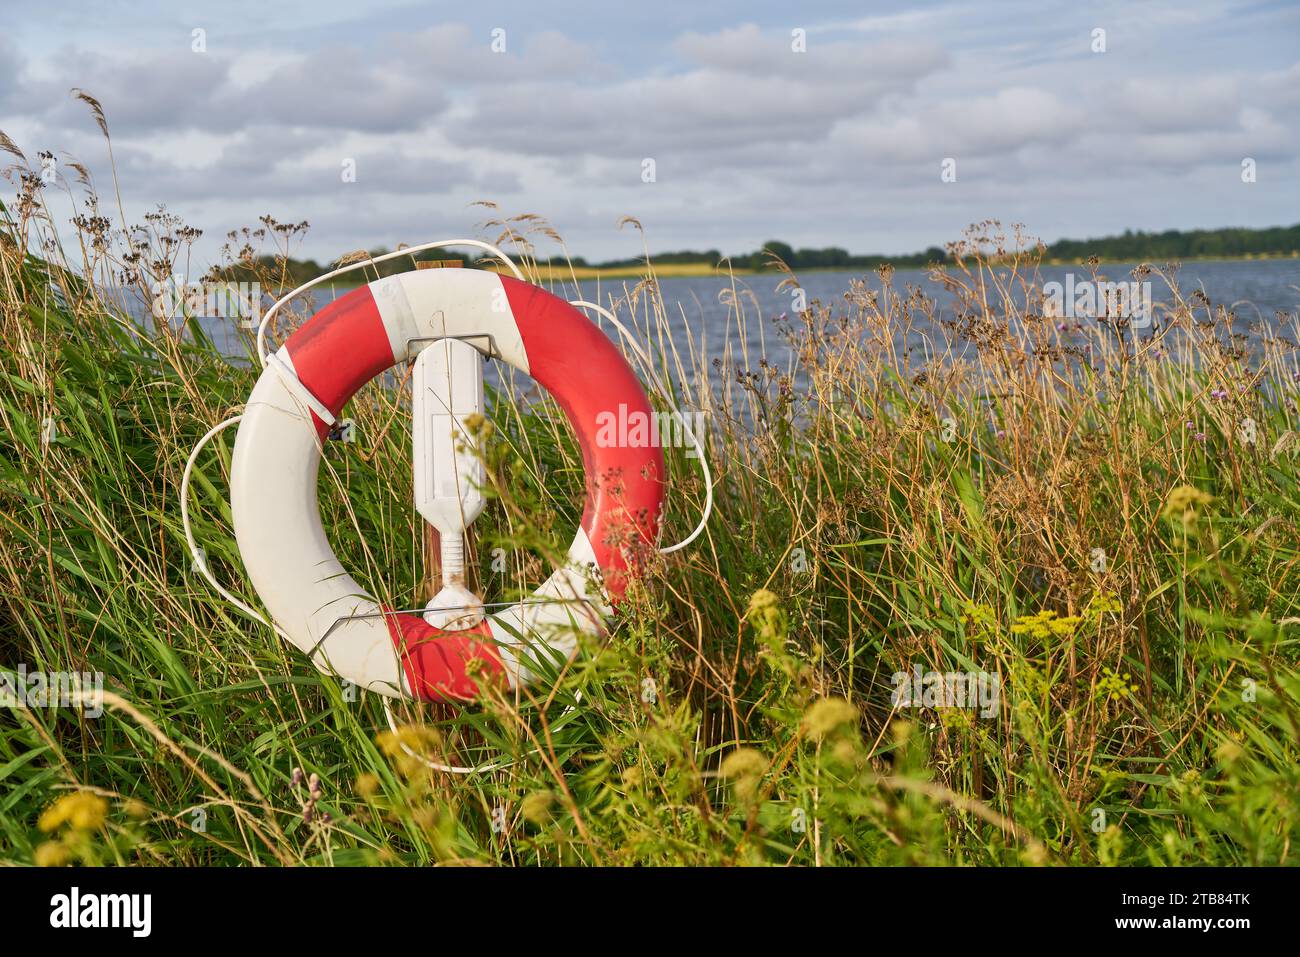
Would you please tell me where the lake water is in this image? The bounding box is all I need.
[168,258,1299,373]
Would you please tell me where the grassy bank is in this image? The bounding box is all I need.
[1,191,1298,866]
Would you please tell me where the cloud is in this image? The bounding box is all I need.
[826,87,1074,170]
[448,26,950,163]
[673,22,949,85]
[390,24,613,84]
[26,47,235,135]
[1109,75,1243,134]
[0,37,23,111]
[0,6,1295,265]
[227,47,446,132]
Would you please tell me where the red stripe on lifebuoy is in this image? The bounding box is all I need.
[284,287,506,703]
[283,285,394,440]
[382,609,505,702]
[500,276,664,600]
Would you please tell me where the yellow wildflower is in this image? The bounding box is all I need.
[1161,485,1214,525]
[1214,740,1245,765]
[38,792,107,833]
[34,841,70,867]
[1011,610,1082,641]
[800,697,859,740]
[960,601,999,640]
[746,589,787,649]
[1084,592,1123,624]
[376,724,444,779]
[520,791,556,826]
[1096,667,1138,703]
[720,747,768,802]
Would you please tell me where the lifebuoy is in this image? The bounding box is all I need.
[230,269,664,703]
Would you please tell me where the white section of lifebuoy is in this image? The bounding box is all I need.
[231,348,406,695]
[488,528,610,686]
[370,269,530,371]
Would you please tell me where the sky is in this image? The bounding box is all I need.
[1,0,1297,268]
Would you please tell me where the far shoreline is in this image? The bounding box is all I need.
[478,252,1300,282]
[290,253,1299,289]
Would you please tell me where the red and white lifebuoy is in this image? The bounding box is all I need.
[230,269,664,703]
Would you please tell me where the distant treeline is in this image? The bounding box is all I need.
[224,248,473,285]
[576,240,948,270]
[578,224,1300,270]
[1042,224,1300,262]
[225,223,1300,281]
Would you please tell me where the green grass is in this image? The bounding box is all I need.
[1,189,1298,867]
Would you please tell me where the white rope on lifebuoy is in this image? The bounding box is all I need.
[568,299,713,554]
